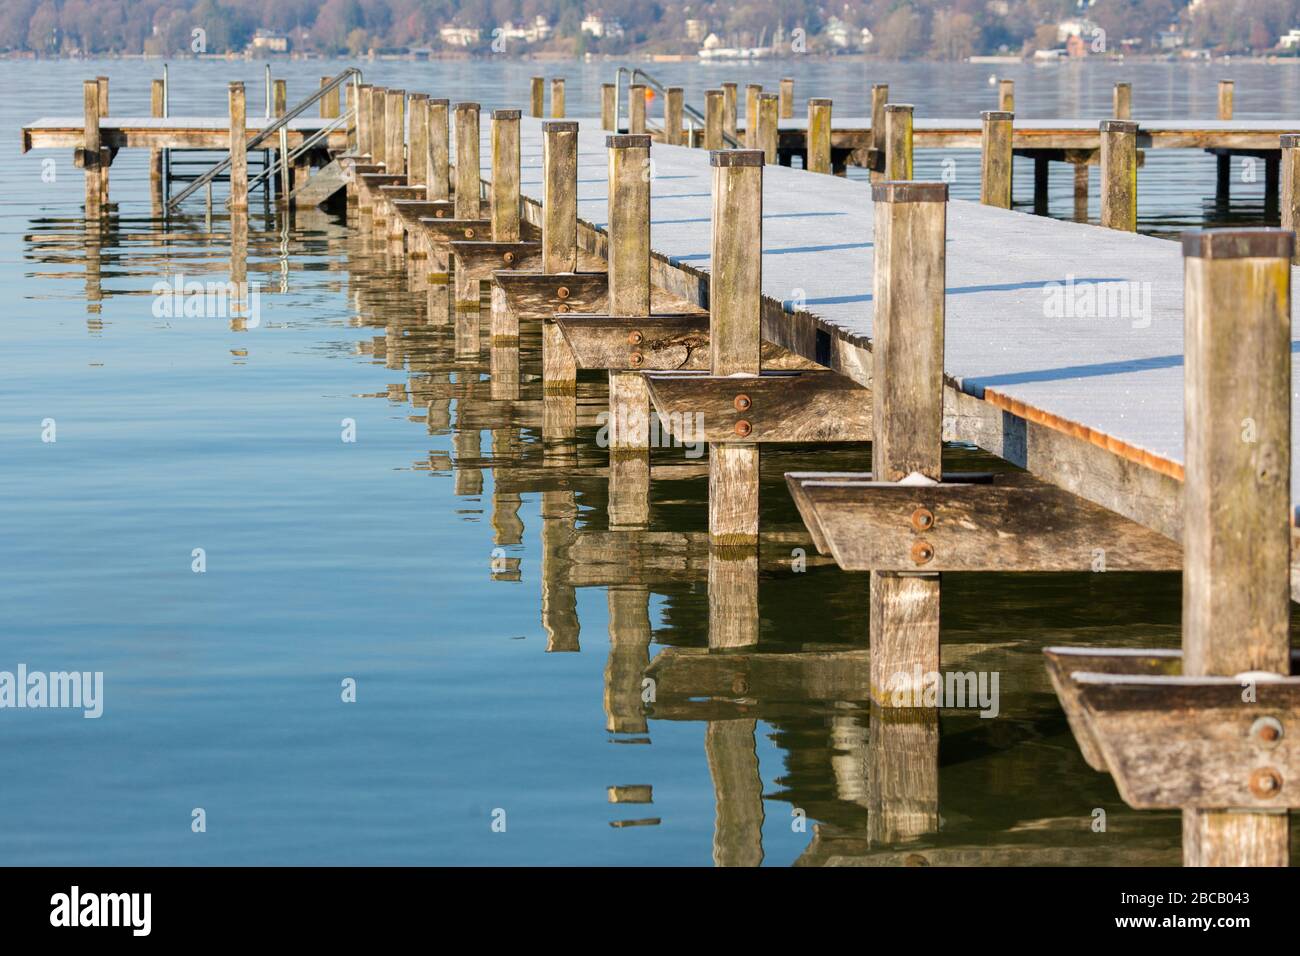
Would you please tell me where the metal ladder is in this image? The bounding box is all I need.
[613,67,740,147]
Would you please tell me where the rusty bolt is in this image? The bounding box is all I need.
[464,228,475,239]
[731,676,749,695]
[556,286,570,299]
[734,420,752,438]
[435,209,446,218]
[1249,766,1283,799]
[503,251,515,265]
[629,351,644,367]
[911,540,934,566]
[1251,716,1284,747]
[628,330,644,346]
[733,393,752,412]
[556,303,570,314]
[911,507,935,533]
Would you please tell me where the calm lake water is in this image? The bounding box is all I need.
[2,57,1298,865]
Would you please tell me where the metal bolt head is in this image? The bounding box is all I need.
[731,676,749,695]
[435,209,446,218]
[734,420,752,438]
[733,393,752,412]
[556,303,570,313]
[910,540,934,565]
[556,286,570,299]
[464,227,475,239]
[503,251,515,264]
[1251,716,1284,747]
[628,330,644,346]
[629,351,644,367]
[1249,766,1283,799]
[911,507,935,532]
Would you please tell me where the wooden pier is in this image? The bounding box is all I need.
[27,70,1300,867]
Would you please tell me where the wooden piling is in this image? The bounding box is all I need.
[665,87,684,146]
[1282,135,1300,262]
[96,75,108,116]
[1100,119,1137,232]
[273,78,286,117]
[541,121,581,453]
[607,132,654,529]
[408,93,428,186]
[744,84,761,148]
[757,93,779,165]
[1217,79,1234,120]
[149,78,164,199]
[356,84,372,158]
[551,77,566,118]
[453,103,480,221]
[82,79,101,217]
[871,84,889,183]
[385,89,405,177]
[705,89,725,150]
[320,76,340,118]
[884,104,914,181]
[371,86,387,169]
[722,82,738,143]
[807,98,832,175]
[869,181,948,703]
[629,85,646,134]
[491,110,521,243]
[708,149,764,648]
[1113,81,1132,120]
[779,78,794,119]
[980,110,1013,208]
[95,76,109,207]
[1180,227,1293,866]
[530,77,544,118]
[601,83,616,131]
[228,81,247,211]
[998,78,1014,113]
[428,98,450,202]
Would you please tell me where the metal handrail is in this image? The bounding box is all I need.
[246,110,350,199]
[615,66,740,147]
[167,67,361,210]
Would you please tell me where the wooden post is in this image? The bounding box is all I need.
[629,84,646,134]
[149,78,164,200]
[871,84,889,182]
[722,82,737,143]
[273,78,286,117]
[491,109,521,243]
[551,77,566,118]
[95,76,109,206]
[542,120,580,455]
[530,77,544,118]
[1180,227,1293,867]
[371,85,387,169]
[408,93,428,186]
[807,98,832,174]
[1282,135,1300,262]
[601,83,616,130]
[708,149,764,649]
[980,110,1013,208]
[993,78,1013,111]
[607,133,653,529]
[1100,119,1137,232]
[705,89,724,150]
[1113,81,1132,120]
[228,81,247,211]
[82,79,101,218]
[744,84,761,148]
[385,89,405,177]
[884,103,913,181]
[869,181,947,703]
[453,102,480,221]
[356,84,371,157]
[757,93,779,165]
[1073,164,1089,221]
[1033,155,1050,216]
[320,76,339,118]
[96,75,108,116]
[428,98,450,201]
[1217,79,1234,120]
[665,87,684,146]
[779,77,794,119]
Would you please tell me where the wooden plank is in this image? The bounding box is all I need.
[646,646,872,703]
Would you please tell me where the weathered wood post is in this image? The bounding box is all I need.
[606,133,653,529]
[601,83,616,130]
[427,98,450,201]
[1217,79,1234,120]
[82,79,101,218]
[149,79,164,201]
[1282,135,1300,262]
[273,78,286,117]
[530,77,544,118]
[998,78,1014,112]
[744,84,761,148]
[551,77,566,118]
[371,85,387,170]
[385,89,406,177]
[1113,81,1132,120]
[779,77,794,119]
[884,104,913,181]
[722,82,738,143]
[408,93,428,186]
[491,109,521,243]
[807,98,832,174]
[629,84,646,134]
[95,76,109,206]
[453,102,480,221]
[870,83,889,182]
[1181,227,1293,867]
[705,89,725,150]
[320,76,340,118]
[980,110,1013,208]
[356,84,372,158]
[542,120,580,455]
[757,93,779,165]
[708,149,764,649]
[1100,119,1137,232]
[665,87,684,145]
[869,180,948,702]
[228,81,248,211]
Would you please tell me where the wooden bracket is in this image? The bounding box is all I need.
[378,184,426,202]
[785,470,1182,570]
[418,217,493,243]
[492,271,608,318]
[643,369,872,443]
[449,241,541,282]
[1045,647,1300,810]
[554,313,708,370]
[359,173,405,190]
